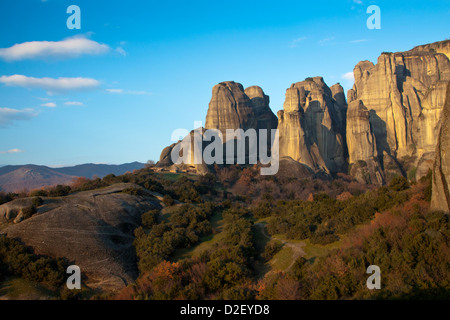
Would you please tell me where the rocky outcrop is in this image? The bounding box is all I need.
[0,198,34,225]
[158,81,277,172]
[205,81,256,134]
[431,82,450,212]
[276,156,315,180]
[277,77,346,174]
[165,128,212,174]
[244,85,278,132]
[411,39,450,60]
[205,81,277,138]
[0,183,161,291]
[157,143,177,167]
[347,42,450,183]
[346,100,383,184]
[157,40,449,184]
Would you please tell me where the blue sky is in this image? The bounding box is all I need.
[0,0,449,166]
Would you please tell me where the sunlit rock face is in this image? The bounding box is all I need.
[347,40,450,183]
[431,81,450,212]
[278,77,346,175]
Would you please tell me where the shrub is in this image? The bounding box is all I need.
[48,185,71,197]
[310,230,340,245]
[0,236,67,287]
[22,205,37,219]
[389,176,409,191]
[162,194,175,206]
[32,197,44,207]
[261,241,283,262]
[30,189,48,197]
[122,187,147,196]
[221,286,256,300]
[141,209,160,229]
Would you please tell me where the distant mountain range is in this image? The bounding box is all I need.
[0,162,145,192]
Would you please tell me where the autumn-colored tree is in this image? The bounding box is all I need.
[71,176,90,189]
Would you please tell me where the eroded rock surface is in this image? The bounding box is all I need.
[1,183,160,291]
[431,81,450,212]
[347,41,450,183]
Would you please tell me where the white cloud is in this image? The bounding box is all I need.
[318,37,336,46]
[289,37,307,48]
[353,0,363,4]
[41,102,56,108]
[106,89,151,95]
[342,72,355,81]
[127,90,151,95]
[106,89,124,94]
[0,107,37,127]
[0,36,110,61]
[350,39,369,43]
[36,97,50,101]
[0,75,100,94]
[64,101,84,106]
[0,149,24,154]
[116,47,127,56]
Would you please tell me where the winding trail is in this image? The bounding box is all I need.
[254,222,306,270]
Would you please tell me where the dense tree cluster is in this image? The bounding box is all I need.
[134,203,216,272]
[0,236,67,287]
[117,205,258,300]
[257,195,449,299]
[265,183,411,245]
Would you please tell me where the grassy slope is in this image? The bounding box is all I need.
[170,211,344,277]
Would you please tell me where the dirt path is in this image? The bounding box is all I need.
[254,222,306,270]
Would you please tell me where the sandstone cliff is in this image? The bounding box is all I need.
[277,77,346,174]
[156,40,450,184]
[159,81,277,172]
[347,42,450,182]
[346,100,383,184]
[431,81,450,212]
[205,81,277,139]
[0,183,161,291]
[205,81,257,133]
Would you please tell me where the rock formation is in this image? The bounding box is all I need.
[244,85,279,137]
[205,81,277,137]
[431,81,450,212]
[346,100,383,184]
[159,81,278,172]
[277,77,346,174]
[347,41,450,183]
[205,81,253,133]
[156,40,450,184]
[411,39,450,60]
[276,156,315,180]
[0,183,161,291]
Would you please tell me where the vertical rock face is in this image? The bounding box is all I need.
[244,85,278,132]
[347,43,450,182]
[347,100,375,164]
[157,40,450,181]
[205,81,277,134]
[411,39,450,60]
[431,82,450,212]
[278,77,346,174]
[345,100,383,184]
[158,81,277,173]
